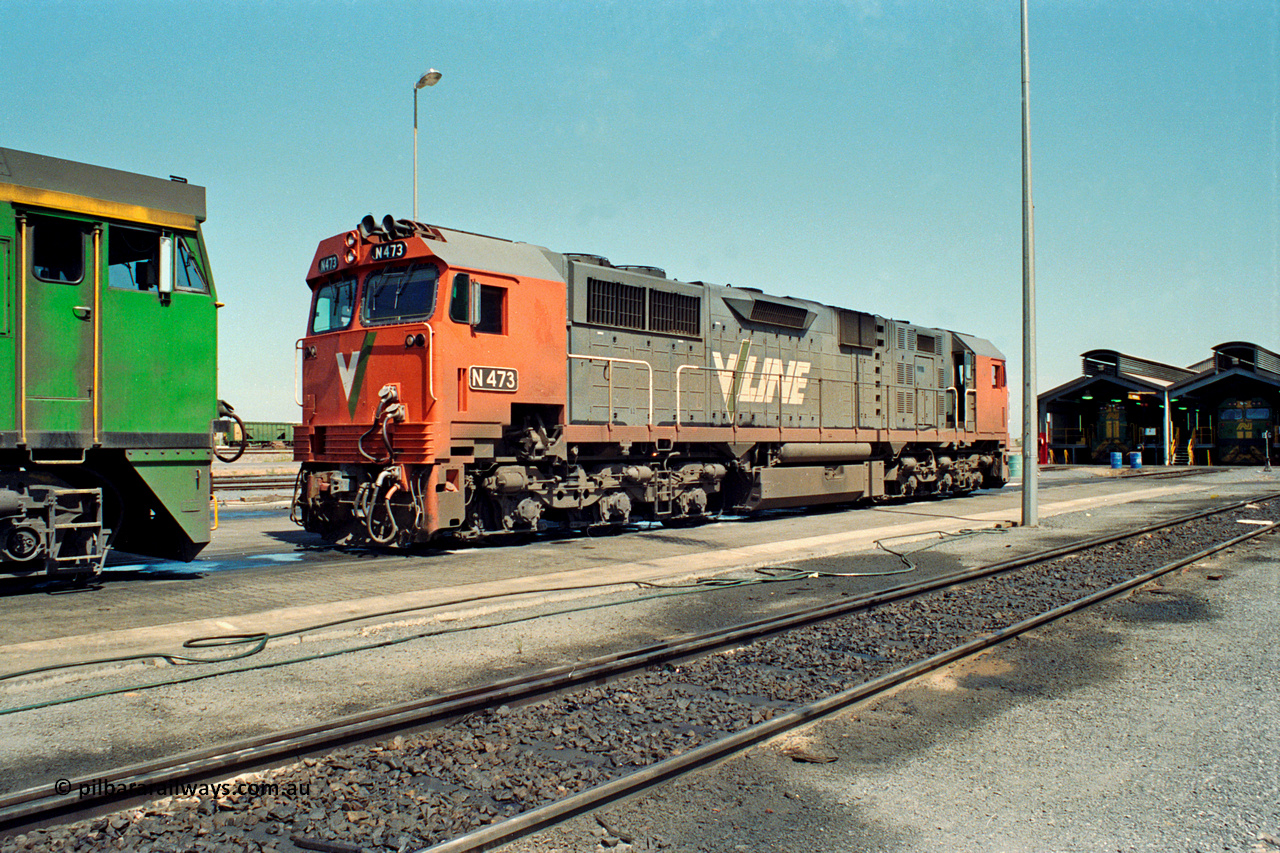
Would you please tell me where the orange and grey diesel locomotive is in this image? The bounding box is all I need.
[292,216,1009,546]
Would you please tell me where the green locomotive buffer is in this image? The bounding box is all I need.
[0,148,219,576]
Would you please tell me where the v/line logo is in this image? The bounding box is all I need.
[711,350,811,407]
[334,332,378,418]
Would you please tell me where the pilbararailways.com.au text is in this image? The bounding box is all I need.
[56,778,311,801]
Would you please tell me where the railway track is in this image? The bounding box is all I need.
[211,474,297,493]
[2,493,1276,850]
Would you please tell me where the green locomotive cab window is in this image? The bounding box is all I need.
[362,262,439,325]
[30,217,85,284]
[1246,408,1270,420]
[108,225,161,291]
[449,273,470,323]
[174,236,209,292]
[1221,409,1243,420]
[310,278,357,334]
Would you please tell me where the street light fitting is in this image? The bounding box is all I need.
[416,69,442,89]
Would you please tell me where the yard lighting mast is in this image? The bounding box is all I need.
[1021,0,1039,526]
[413,68,442,222]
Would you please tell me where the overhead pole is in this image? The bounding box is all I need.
[413,69,442,222]
[1020,0,1039,526]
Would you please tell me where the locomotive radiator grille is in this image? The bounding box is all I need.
[297,424,436,463]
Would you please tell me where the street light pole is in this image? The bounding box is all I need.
[1020,0,1038,526]
[413,68,442,222]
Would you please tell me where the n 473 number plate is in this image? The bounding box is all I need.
[468,366,518,392]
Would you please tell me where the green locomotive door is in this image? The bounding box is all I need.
[22,214,95,443]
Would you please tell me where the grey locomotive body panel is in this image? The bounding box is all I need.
[562,257,957,434]
[566,259,707,427]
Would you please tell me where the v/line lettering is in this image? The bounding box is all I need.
[711,351,811,407]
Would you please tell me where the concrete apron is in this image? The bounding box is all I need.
[0,484,1200,675]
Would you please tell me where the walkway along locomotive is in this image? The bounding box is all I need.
[0,149,222,577]
[292,217,1009,546]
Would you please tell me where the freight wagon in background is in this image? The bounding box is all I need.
[293,216,1009,547]
[214,420,298,449]
[0,149,222,578]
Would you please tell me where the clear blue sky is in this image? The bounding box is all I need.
[6,0,1278,425]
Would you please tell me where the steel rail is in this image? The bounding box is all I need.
[211,475,297,493]
[2,492,1276,837]
[418,513,1279,853]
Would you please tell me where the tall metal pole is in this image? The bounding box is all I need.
[413,86,419,221]
[413,69,442,222]
[1020,0,1039,526]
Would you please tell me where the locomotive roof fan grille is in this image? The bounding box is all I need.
[750,299,809,329]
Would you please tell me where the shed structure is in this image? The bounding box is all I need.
[1039,343,1280,466]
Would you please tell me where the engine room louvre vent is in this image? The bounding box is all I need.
[649,289,700,336]
[838,310,876,348]
[916,333,937,354]
[587,278,645,330]
[749,300,809,329]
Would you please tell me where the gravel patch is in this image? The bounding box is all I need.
[506,534,1280,853]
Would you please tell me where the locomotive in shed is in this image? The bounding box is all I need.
[1216,397,1275,465]
[292,216,1009,546]
[0,148,224,578]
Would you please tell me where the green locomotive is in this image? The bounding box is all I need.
[0,148,220,578]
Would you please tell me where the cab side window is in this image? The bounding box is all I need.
[449,273,505,334]
[476,285,505,334]
[449,273,470,323]
[31,217,85,284]
[108,225,160,291]
[174,236,209,292]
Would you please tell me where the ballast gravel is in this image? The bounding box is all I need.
[506,533,1280,853]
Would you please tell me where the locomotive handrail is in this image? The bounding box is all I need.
[946,386,960,429]
[293,339,305,408]
[426,324,436,411]
[17,214,27,445]
[568,354,654,426]
[92,225,102,446]
[674,363,706,426]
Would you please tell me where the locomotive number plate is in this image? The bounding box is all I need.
[469,366,519,392]
[370,241,407,262]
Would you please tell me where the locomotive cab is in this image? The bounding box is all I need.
[293,217,567,545]
[0,148,221,578]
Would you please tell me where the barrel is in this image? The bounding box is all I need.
[1110,452,1123,469]
[1129,452,1142,469]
